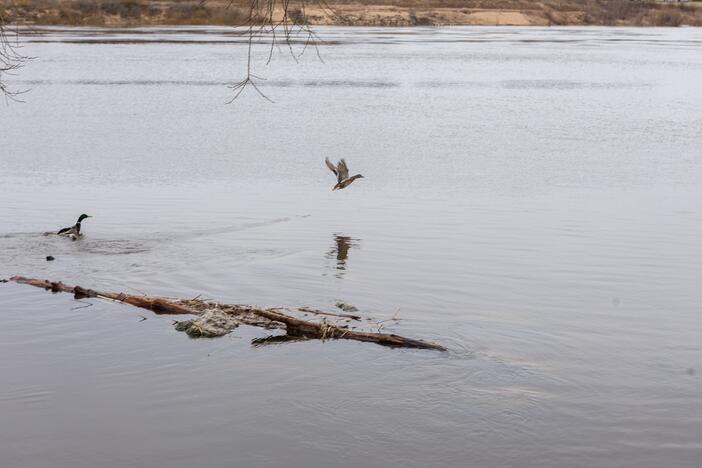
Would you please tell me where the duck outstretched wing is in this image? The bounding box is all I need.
[325,157,338,178]
[338,159,349,182]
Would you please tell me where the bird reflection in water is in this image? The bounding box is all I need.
[325,234,360,278]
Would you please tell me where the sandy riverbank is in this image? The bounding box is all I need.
[2,0,702,27]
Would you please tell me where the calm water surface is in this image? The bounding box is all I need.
[1,26,702,468]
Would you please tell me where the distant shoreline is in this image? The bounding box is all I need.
[3,1,702,28]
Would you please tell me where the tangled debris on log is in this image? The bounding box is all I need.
[174,309,240,338]
[7,276,446,351]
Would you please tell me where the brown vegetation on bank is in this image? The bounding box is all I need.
[2,0,702,27]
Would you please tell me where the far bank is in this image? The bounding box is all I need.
[3,0,702,27]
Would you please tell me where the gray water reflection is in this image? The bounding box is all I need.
[326,233,360,278]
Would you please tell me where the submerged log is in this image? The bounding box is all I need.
[9,276,194,315]
[8,276,446,351]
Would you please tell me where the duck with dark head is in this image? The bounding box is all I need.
[57,214,92,241]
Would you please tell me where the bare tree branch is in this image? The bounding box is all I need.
[0,12,30,102]
[1,0,337,103]
[209,0,333,102]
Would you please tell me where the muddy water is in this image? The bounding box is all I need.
[1,26,701,468]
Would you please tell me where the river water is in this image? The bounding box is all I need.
[1,26,701,468]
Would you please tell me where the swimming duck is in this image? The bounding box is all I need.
[325,158,364,191]
[57,214,91,241]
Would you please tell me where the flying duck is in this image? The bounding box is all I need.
[57,214,91,241]
[325,158,364,191]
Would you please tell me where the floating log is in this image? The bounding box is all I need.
[10,276,195,315]
[8,276,446,351]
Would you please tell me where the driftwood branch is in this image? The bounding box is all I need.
[8,276,446,351]
[296,306,362,320]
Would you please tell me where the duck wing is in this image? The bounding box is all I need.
[57,226,71,235]
[325,158,338,177]
[338,159,349,182]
